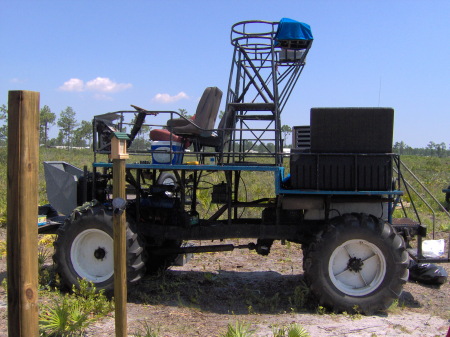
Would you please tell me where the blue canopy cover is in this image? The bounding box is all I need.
[275,18,313,42]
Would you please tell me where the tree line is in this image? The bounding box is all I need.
[0,104,92,148]
[0,104,448,156]
[393,141,450,157]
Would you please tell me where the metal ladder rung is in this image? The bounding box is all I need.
[228,103,275,112]
[235,115,275,121]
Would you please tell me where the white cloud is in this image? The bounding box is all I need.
[152,92,189,104]
[59,77,132,93]
[85,77,132,93]
[59,78,84,92]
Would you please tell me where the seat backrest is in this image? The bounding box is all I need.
[195,87,223,129]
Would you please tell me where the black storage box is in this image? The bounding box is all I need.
[310,107,394,153]
[290,153,393,191]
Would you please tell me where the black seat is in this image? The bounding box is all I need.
[170,87,222,137]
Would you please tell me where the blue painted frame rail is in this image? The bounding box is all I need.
[92,162,404,197]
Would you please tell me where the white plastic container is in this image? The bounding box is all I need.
[422,239,445,258]
[151,141,183,164]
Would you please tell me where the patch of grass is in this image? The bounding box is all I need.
[288,280,310,311]
[0,240,6,259]
[203,271,219,282]
[132,321,160,337]
[38,246,52,267]
[244,289,281,313]
[386,299,404,315]
[39,234,57,248]
[350,305,362,320]
[129,272,202,307]
[396,156,450,232]
[392,324,411,334]
[272,326,286,337]
[38,246,55,287]
[0,147,101,227]
[341,306,363,320]
[316,305,327,315]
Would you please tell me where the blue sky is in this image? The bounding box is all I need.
[1,0,449,147]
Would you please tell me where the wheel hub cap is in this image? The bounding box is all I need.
[94,247,106,260]
[70,228,114,283]
[329,239,387,297]
[347,257,364,272]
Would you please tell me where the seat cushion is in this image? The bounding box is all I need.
[173,87,222,136]
[150,129,183,143]
[167,115,195,128]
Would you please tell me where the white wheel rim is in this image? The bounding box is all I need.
[70,228,114,283]
[161,178,174,185]
[329,239,386,297]
[160,175,175,185]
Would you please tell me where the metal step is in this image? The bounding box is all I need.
[391,217,427,237]
[228,102,275,112]
[392,217,421,227]
[235,114,275,121]
[408,247,450,263]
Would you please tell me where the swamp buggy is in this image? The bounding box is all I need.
[41,19,450,314]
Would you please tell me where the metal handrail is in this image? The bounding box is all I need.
[394,160,450,239]
[399,161,450,213]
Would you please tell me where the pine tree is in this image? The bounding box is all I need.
[40,105,56,146]
[57,106,79,148]
[0,104,7,145]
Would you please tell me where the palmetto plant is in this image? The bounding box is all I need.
[39,297,90,337]
[285,324,310,337]
[39,279,113,337]
[221,321,255,337]
[273,324,310,337]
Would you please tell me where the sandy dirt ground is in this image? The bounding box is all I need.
[0,237,449,336]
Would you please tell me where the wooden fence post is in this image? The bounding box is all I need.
[113,158,127,337]
[7,90,40,337]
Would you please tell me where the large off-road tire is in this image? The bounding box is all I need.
[303,213,409,314]
[445,185,450,203]
[53,206,146,292]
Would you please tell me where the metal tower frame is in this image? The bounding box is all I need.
[224,20,313,165]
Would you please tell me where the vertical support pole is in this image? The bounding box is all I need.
[191,171,198,212]
[113,159,127,337]
[233,171,240,219]
[225,171,233,225]
[7,90,40,337]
